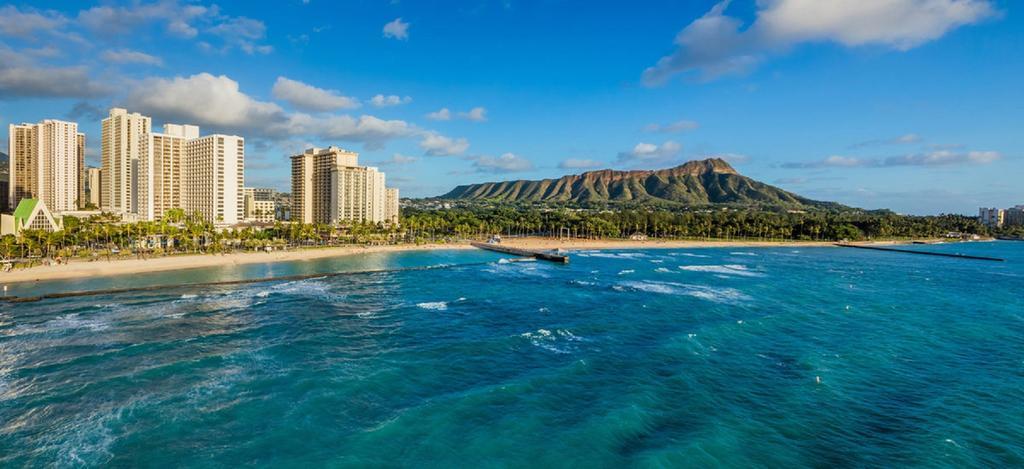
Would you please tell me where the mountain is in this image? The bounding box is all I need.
[441,158,835,208]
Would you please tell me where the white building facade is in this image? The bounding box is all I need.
[101,108,151,214]
[183,134,244,224]
[7,120,83,212]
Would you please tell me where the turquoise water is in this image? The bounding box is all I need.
[1,242,1022,467]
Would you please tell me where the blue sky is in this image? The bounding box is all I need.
[0,0,1020,214]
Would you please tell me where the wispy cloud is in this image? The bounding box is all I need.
[383,17,409,40]
[370,94,412,107]
[782,150,1001,168]
[472,153,534,173]
[617,141,682,164]
[644,119,699,133]
[558,158,605,170]
[643,0,997,85]
[101,49,163,66]
[458,107,487,122]
[850,133,922,148]
[426,108,451,121]
[272,76,360,112]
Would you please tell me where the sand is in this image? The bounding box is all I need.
[1,237,849,285]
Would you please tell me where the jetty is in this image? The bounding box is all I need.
[835,243,1005,262]
[470,242,570,263]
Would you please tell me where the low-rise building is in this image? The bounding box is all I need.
[1,199,63,236]
[243,187,276,223]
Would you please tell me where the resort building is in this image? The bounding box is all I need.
[290,147,394,225]
[1,199,63,236]
[7,120,84,212]
[101,108,151,214]
[86,167,102,208]
[385,187,400,225]
[183,134,244,224]
[243,187,277,223]
[979,207,1005,228]
[139,124,198,221]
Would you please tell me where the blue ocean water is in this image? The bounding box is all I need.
[1,242,1022,467]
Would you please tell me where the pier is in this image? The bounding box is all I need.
[470,242,570,263]
[835,243,1005,262]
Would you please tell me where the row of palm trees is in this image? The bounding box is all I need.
[1,209,403,262]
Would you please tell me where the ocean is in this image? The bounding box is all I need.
[1,242,1022,467]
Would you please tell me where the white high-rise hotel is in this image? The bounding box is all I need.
[291,147,398,225]
[7,120,85,212]
[101,108,151,214]
[101,108,245,224]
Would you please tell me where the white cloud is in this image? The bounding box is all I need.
[617,141,683,164]
[0,48,109,99]
[458,107,488,122]
[370,94,412,107]
[644,0,996,85]
[77,1,208,39]
[281,113,417,149]
[377,153,419,166]
[558,158,605,170]
[851,133,923,148]
[207,16,273,54]
[473,153,534,173]
[101,49,163,66]
[426,108,452,121]
[0,5,67,38]
[782,150,1001,168]
[644,120,699,133]
[419,132,470,156]
[125,72,286,133]
[272,77,360,112]
[383,18,409,40]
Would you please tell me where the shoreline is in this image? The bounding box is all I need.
[0,238,944,285]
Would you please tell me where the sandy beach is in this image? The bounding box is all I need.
[0,238,856,285]
[1,243,474,285]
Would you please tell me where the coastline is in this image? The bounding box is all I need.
[0,243,475,285]
[1,238,932,285]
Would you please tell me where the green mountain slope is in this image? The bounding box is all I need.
[441,158,835,208]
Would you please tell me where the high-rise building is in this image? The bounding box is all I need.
[139,124,198,221]
[86,167,102,208]
[7,120,81,212]
[979,207,1005,228]
[1005,206,1024,227]
[290,147,393,225]
[76,133,86,209]
[385,187,400,225]
[101,108,151,214]
[183,134,244,224]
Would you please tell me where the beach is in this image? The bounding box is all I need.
[0,238,885,285]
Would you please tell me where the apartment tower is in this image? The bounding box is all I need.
[101,108,151,214]
[7,120,83,212]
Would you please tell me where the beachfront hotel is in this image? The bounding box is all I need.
[290,147,396,225]
[138,124,198,221]
[183,134,245,224]
[7,120,85,212]
[101,108,151,214]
